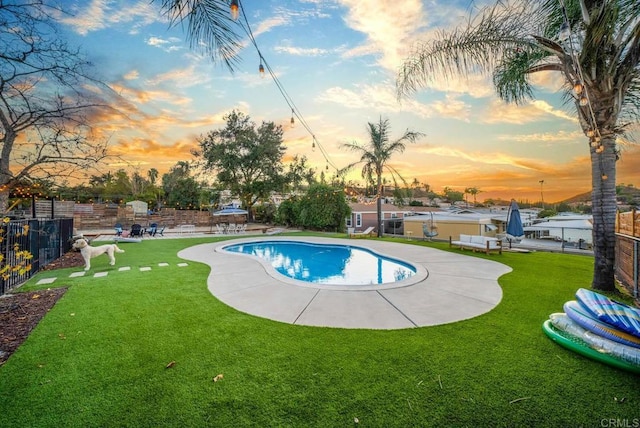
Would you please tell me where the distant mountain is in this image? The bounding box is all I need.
[561,185,640,206]
[561,191,592,204]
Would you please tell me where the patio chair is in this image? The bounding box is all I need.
[350,226,375,238]
[156,226,165,237]
[147,223,158,237]
[130,223,143,238]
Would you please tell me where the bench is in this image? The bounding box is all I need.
[449,234,502,255]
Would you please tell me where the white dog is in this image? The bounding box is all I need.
[72,238,125,271]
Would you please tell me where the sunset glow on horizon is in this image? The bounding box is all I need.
[58,0,639,204]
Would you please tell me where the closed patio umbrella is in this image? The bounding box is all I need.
[213,208,248,216]
[506,200,524,247]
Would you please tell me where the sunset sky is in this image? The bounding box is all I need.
[57,0,640,203]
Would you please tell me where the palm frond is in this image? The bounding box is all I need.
[156,0,243,71]
[397,1,546,99]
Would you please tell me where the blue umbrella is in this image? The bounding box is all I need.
[506,200,524,244]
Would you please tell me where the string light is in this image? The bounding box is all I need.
[558,0,609,182]
[236,0,339,173]
[230,0,239,21]
[573,81,583,95]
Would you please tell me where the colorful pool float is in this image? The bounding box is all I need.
[575,288,640,338]
[542,319,640,374]
[563,300,640,349]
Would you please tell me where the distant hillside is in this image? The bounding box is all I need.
[561,191,592,204]
[561,185,640,206]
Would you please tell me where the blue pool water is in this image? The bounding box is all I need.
[223,240,416,285]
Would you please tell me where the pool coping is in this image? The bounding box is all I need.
[178,236,513,330]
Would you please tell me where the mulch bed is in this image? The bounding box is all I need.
[0,250,85,366]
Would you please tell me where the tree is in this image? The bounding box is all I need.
[298,184,351,232]
[194,111,287,221]
[161,162,201,209]
[0,1,111,213]
[147,168,159,186]
[465,187,482,207]
[342,117,423,237]
[286,155,317,193]
[397,0,640,292]
[104,170,133,204]
[443,187,464,204]
[411,178,421,201]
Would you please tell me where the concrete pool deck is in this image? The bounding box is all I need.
[178,236,513,330]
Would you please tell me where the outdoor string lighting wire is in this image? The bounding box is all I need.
[557,0,608,179]
[236,0,340,173]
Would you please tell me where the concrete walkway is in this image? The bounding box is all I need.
[178,236,512,330]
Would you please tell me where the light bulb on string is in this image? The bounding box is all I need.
[290,109,295,127]
[230,0,239,20]
[573,80,584,95]
[258,62,265,77]
[586,129,595,138]
[579,95,588,106]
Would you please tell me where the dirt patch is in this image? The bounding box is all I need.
[40,250,85,271]
[0,250,84,366]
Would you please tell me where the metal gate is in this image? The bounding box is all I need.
[0,218,74,294]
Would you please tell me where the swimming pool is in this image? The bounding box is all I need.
[222,240,416,285]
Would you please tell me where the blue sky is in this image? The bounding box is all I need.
[56,0,639,203]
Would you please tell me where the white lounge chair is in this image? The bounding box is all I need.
[349,226,375,238]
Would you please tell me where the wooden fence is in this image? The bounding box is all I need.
[70,204,216,231]
[615,210,639,303]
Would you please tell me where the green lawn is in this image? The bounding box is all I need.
[0,234,638,427]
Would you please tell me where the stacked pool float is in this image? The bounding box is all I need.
[543,288,640,374]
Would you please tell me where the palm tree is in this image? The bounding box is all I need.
[466,187,482,207]
[397,0,640,292]
[156,0,242,71]
[147,168,159,186]
[342,118,423,237]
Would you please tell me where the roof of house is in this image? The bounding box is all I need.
[348,203,440,214]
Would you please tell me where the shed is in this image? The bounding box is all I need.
[126,200,148,215]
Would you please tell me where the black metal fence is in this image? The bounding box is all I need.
[0,218,74,294]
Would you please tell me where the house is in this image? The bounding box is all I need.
[403,210,503,240]
[524,214,593,245]
[346,203,438,234]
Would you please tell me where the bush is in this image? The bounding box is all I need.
[276,184,351,232]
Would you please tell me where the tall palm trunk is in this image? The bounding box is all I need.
[590,136,617,291]
[376,168,383,237]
